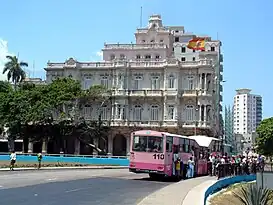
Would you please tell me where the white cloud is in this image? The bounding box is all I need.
[90,51,103,61]
[96,51,103,58]
[0,39,12,81]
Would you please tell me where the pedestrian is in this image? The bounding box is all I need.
[186,157,195,178]
[10,151,16,171]
[37,153,43,169]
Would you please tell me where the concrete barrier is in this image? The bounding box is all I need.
[204,174,256,205]
[0,154,129,166]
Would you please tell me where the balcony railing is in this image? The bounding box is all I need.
[103,43,167,49]
[46,59,213,70]
[146,90,163,96]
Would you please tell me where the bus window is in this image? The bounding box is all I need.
[184,139,189,153]
[179,138,185,152]
[132,135,163,152]
[166,136,173,152]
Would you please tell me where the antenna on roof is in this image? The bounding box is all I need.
[32,61,35,78]
[140,6,143,28]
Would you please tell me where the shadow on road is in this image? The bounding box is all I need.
[133,176,179,183]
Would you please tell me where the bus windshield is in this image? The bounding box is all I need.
[132,135,163,152]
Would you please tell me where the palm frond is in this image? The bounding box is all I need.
[232,183,272,205]
[19,62,28,67]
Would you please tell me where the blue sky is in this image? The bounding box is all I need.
[0,0,272,118]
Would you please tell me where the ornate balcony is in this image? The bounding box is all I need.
[146,90,163,97]
[103,43,167,50]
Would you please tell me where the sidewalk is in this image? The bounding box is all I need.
[182,178,217,205]
[137,176,216,205]
[0,166,128,171]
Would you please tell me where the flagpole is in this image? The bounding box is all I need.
[140,6,143,28]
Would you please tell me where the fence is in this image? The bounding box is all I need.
[0,153,129,166]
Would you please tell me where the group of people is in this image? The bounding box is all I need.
[208,153,265,177]
[9,151,43,171]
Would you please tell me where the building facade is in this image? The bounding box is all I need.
[233,88,262,150]
[224,105,234,147]
[44,15,224,156]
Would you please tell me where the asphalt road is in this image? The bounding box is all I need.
[0,169,172,205]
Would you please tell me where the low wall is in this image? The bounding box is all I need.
[0,154,129,166]
[257,172,273,189]
[204,174,256,205]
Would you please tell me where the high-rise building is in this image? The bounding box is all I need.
[43,15,224,156]
[233,88,262,150]
[224,105,234,146]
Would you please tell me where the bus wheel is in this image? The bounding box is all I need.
[149,173,160,180]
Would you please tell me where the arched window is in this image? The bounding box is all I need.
[101,104,108,120]
[84,105,92,119]
[168,74,175,89]
[110,54,115,60]
[150,105,159,121]
[134,105,142,121]
[185,105,195,122]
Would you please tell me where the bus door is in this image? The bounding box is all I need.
[165,136,173,176]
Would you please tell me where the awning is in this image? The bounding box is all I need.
[189,135,220,148]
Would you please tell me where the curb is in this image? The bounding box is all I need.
[0,166,129,172]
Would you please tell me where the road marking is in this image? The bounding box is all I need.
[65,187,90,193]
[46,178,57,181]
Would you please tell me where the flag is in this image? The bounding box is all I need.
[187,38,206,51]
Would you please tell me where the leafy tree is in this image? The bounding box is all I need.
[256,117,273,156]
[2,55,28,88]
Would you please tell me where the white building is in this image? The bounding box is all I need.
[44,15,224,156]
[233,88,262,150]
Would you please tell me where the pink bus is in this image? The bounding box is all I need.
[129,130,198,179]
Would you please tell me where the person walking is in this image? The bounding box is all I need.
[37,153,43,169]
[10,151,16,171]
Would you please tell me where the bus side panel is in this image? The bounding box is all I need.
[163,136,174,177]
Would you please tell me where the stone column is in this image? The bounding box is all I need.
[204,74,207,93]
[199,105,202,123]
[74,138,80,155]
[107,135,113,156]
[204,105,207,125]
[42,140,48,154]
[22,141,24,153]
[126,136,130,156]
[199,74,202,89]
[28,142,33,153]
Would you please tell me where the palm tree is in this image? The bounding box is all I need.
[2,55,28,88]
[232,183,273,205]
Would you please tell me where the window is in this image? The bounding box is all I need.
[211,47,215,52]
[100,76,109,88]
[150,105,159,121]
[151,76,160,90]
[150,39,155,43]
[183,139,190,153]
[142,40,146,43]
[116,105,125,120]
[166,136,173,152]
[192,57,196,61]
[145,55,151,59]
[167,105,175,120]
[84,76,92,89]
[136,55,141,59]
[175,37,179,42]
[181,47,186,53]
[155,55,160,59]
[181,57,186,61]
[110,55,115,60]
[134,105,142,121]
[160,39,164,43]
[134,75,142,89]
[132,136,163,152]
[168,74,175,88]
[188,75,194,90]
[84,105,92,118]
[101,105,108,120]
[120,54,125,59]
[185,105,195,121]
